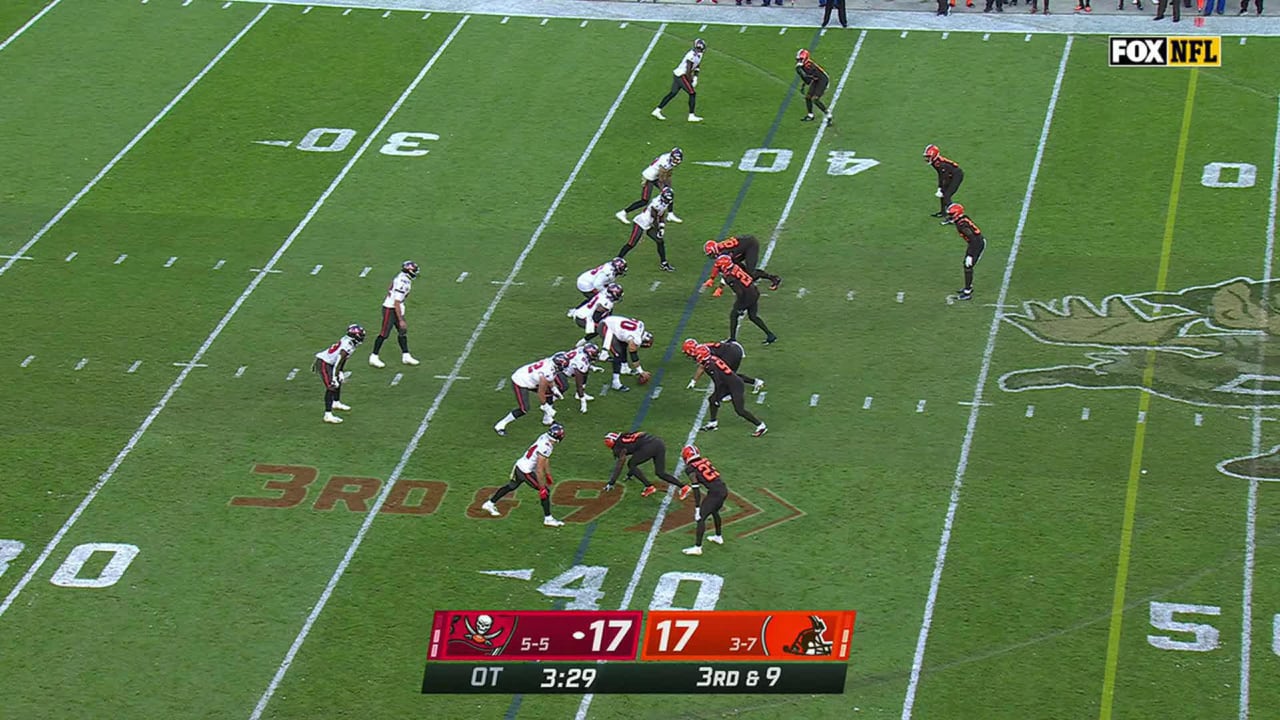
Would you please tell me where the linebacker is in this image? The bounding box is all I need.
[680,445,728,556]
[714,254,778,345]
[480,423,566,528]
[795,50,833,126]
[944,203,986,301]
[694,343,768,437]
[703,235,782,292]
[369,261,421,369]
[313,324,365,425]
[603,431,692,499]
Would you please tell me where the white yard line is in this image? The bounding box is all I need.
[575,30,868,720]
[249,22,667,720]
[1240,93,1280,720]
[0,0,64,54]
[900,35,1073,720]
[0,6,271,278]
[0,14,467,621]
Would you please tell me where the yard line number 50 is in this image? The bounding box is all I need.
[0,539,139,589]
[1147,600,1280,655]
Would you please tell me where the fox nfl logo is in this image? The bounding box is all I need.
[1109,36,1222,67]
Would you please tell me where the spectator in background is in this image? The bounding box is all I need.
[1237,0,1262,12]
[1073,0,1091,11]
[985,0,1006,14]
[1202,0,1225,14]
[1154,0,1181,21]
[1027,0,1046,13]
[1116,0,1144,12]
[822,0,848,26]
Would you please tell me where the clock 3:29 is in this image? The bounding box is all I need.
[541,666,598,689]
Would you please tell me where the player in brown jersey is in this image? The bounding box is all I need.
[694,344,768,437]
[702,236,782,292]
[795,50,833,126]
[603,431,692,499]
[945,203,986,301]
[923,145,964,218]
[714,254,778,345]
[680,445,728,555]
[682,338,764,394]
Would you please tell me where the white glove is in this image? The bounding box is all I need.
[935,188,944,198]
[686,378,697,390]
[340,371,352,385]
[694,508,701,521]
[692,75,698,89]
[551,386,564,400]
[588,364,604,373]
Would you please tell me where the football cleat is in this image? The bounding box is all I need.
[547,422,566,442]
[651,107,666,121]
[323,412,343,424]
[763,334,778,345]
[481,500,501,517]
[347,324,366,344]
[687,114,703,123]
[612,384,631,393]
[679,485,693,501]
[331,400,352,412]
[753,378,766,394]
[615,210,629,224]
[606,283,624,302]
[611,257,628,276]
[801,113,815,122]
[603,432,620,449]
[660,261,676,272]
[752,423,769,437]
[493,424,507,437]
[682,545,703,556]
[667,211,683,224]
[543,517,565,528]
[957,288,974,301]
[693,38,707,52]
[402,260,420,279]
[682,444,702,463]
[641,485,657,498]
[402,353,420,366]
[923,144,940,163]
[368,354,385,368]
[796,48,810,63]
[670,147,684,165]
[700,420,719,432]
[660,186,674,204]
[706,535,724,545]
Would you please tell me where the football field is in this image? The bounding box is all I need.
[2,1,1280,718]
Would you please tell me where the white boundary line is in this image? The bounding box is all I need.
[0,0,64,54]
[574,29,869,720]
[899,34,1074,720]
[0,12,465,621]
[0,6,270,277]
[247,22,667,719]
[1239,93,1280,720]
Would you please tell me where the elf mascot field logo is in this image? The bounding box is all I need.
[1109,36,1221,67]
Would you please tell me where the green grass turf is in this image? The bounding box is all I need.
[1,2,1279,719]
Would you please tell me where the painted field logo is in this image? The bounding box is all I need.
[1108,36,1222,67]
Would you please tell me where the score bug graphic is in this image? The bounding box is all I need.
[641,610,857,662]
[427,610,642,661]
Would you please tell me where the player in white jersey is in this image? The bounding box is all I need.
[480,423,566,527]
[560,342,602,413]
[568,283,623,342]
[615,148,683,225]
[494,352,570,436]
[576,257,627,300]
[600,315,654,392]
[369,261,421,369]
[651,38,705,123]
[618,186,676,272]
[312,324,365,424]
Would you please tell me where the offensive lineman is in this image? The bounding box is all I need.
[493,352,569,436]
[603,431,692,499]
[651,38,705,123]
[480,423,566,527]
[703,235,782,292]
[369,261,421,369]
[695,343,768,437]
[923,145,964,219]
[944,203,986,301]
[600,315,655,393]
[680,445,727,555]
[560,342,603,414]
[714,254,778,345]
[795,50,833,126]
[313,324,364,425]
[616,147,684,225]
[618,186,676,272]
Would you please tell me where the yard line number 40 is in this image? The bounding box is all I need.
[0,539,138,589]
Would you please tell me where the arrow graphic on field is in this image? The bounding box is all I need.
[253,139,293,147]
[693,160,734,168]
[625,487,804,539]
[477,568,535,581]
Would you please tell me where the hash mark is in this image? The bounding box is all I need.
[235,366,246,378]
[896,291,905,303]
[983,33,990,41]
[1194,413,1203,426]
[1240,37,1247,45]
[456,272,468,283]
[740,25,747,33]
[495,378,506,391]
[916,399,927,413]
[900,31,908,38]
[941,32,949,39]
[651,385,662,399]
[846,291,854,300]
[650,280,661,292]
[541,18,549,25]
[862,396,872,410]
[343,8,352,15]
[182,0,192,5]
[821,28,828,36]
[756,392,767,405]
[303,5,312,13]
[699,24,707,31]
[20,355,35,368]
[1025,405,1035,418]
[114,254,128,265]
[1137,410,1147,424]
[285,368,298,381]
[620,22,628,28]
[1081,407,1090,421]
[796,287,808,298]
[164,256,177,268]
[222,1,231,7]
[1024,33,1032,42]
[213,259,226,270]
[360,266,371,278]
[779,27,787,35]
[809,394,820,407]
[552,275,563,287]
[422,12,430,19]
[599,384,610,397]
[310,264,323,276]
[501,16,509,23]
[382,10,391,17]
[127,360,142,374]
[391,372,403,387]
[65,252,77,262]
[580,20,588,27]
[74,358,88,371]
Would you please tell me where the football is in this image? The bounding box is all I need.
[637,371,653,385]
